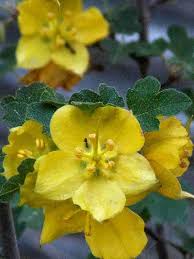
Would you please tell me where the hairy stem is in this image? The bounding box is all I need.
[136,0,150,76]
[0,203,20,259]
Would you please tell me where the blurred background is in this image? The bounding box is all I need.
[0,0,194,258]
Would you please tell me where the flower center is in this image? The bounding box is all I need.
[40,11,77,51]
[17,138,45,159]
[75,133,117,179]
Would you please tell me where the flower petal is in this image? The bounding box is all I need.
[114,153,158,196]
[20,172,51,208]
[41,200,85,244]
[17,0,59,35]
[86,208,147,259]
[74,7,109,45]
[17,36,51,69]
[73,177,126,222]
[150,161,194,199]
[95,106,144,154]
[35,151,84,200]
[52,42,89,75]
[60,0,83,14]
[50,105,97,153]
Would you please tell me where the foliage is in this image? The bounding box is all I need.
[0,44,16,77]
[126,76,191,131]
[0,83,66,134]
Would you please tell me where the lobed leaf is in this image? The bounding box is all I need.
[127,76,192,131]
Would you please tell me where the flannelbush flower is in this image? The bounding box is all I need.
[16,0,109,87]
[35,105,157,222]
[19,160,148,259]
[143,116,194,199]
[2,120,53,179]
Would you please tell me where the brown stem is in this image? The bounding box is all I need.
[0,203,20,259]
[136,0,150,76]
[146,226,190,256]
[156,224,169,259]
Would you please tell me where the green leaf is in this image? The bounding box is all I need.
[100,39,130,64]
[0,158,35,202]
[167,25,194,79]
[107,5,141,34]
[183,88,194,117]
[1,83,65,134]
[69,84,125,112]
[127,76,192,131]
[131,193,189,224]
[129,38,168,57]
[87,254,99,259]
[99,83,125,107]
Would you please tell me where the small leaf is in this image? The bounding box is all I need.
[99,83,124,107]
[127,76,192,131]
[0,83,64,134]
[107,5,141,34]
[69,85,125,112]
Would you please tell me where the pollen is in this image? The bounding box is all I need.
[17,149,33,159]
[106,139,115,151]
[75,147,84,159]
[36,138,45,150]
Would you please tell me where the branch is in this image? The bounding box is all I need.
[0,203,20,259]
[136,0,150,77]
[145,226,192,256]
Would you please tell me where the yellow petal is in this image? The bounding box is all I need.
[95,106,144,154]
[3,120,52,179]
[41,200,85,244]
[20,172,51,207]
[52,42,89,75]
[74,7,109,45]
[35,151,84,200]
[150,161,194,199]
[17,36,51,69]
[86,208,147,259]
[73,177,126,222]
[50,105,97,153]
[114,153,157,196]
[51,105,144,155]
[60,0,83,14]
[17,0,59,35]
[126,191,150,206]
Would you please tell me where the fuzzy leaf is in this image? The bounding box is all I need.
[127,76,192,131]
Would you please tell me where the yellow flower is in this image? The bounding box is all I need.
[40,201,147,259]
[16,0,109,76]
[143,116,194,199]
[35,105,157,222]
[19,168,147,259]
[2,120,53,179]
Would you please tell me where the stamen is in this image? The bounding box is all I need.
[36,138,45,150]
[17,149,33,159]
[47,12,55,19]
[88,133,97,142]
[87,162,96,174]
[56,36,65,48]
[180,160,187,168]
[75,147,84,159]
[106,139,115,151]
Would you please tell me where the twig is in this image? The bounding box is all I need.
[156,224,169,259]
[136,0,150,76]
[146,226,192,256]
[0,203,20,259]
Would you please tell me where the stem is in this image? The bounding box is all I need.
[156,224,169,259]
[0,203,20,259]
[136,0,150,76]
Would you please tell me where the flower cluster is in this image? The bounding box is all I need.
[16,0,109,89]
[2,104,193,259]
